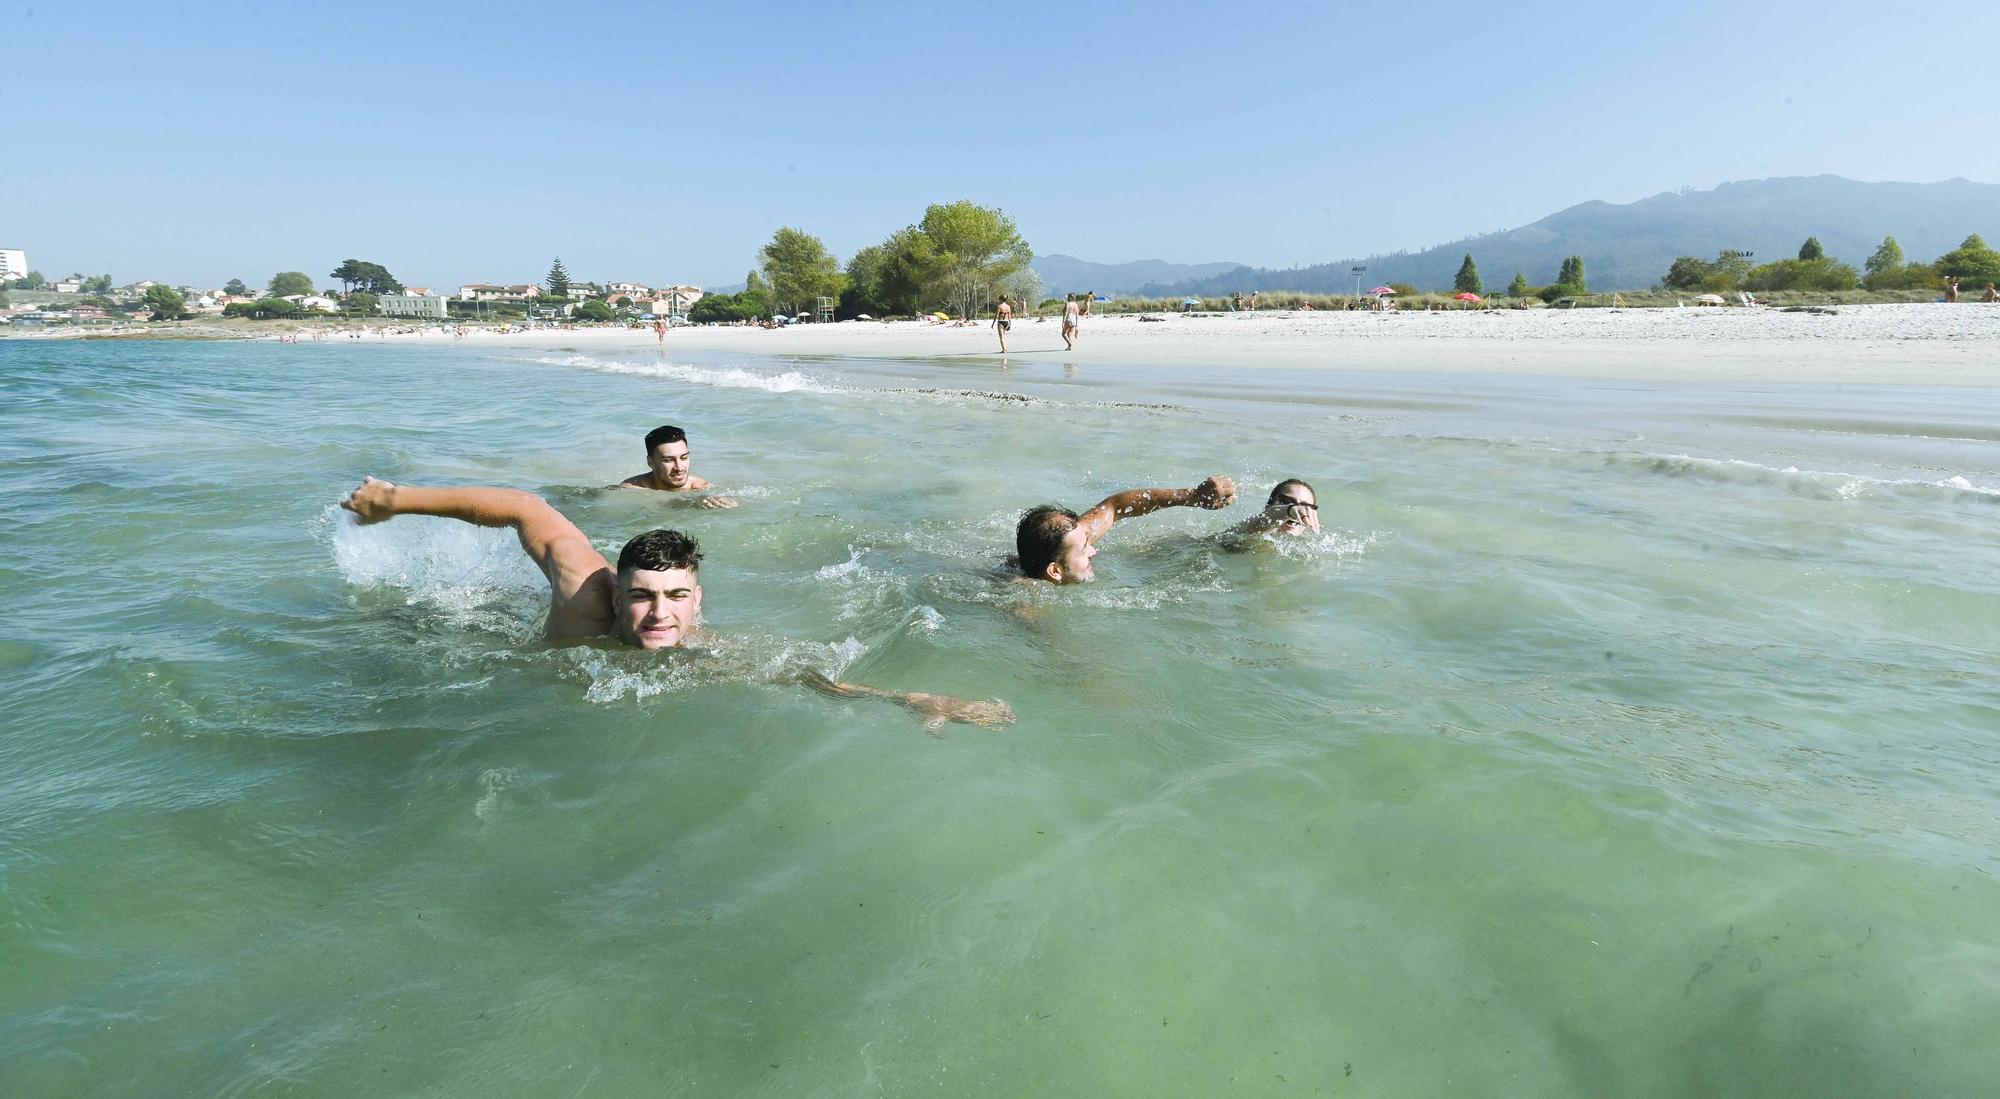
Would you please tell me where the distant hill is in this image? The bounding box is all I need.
[1032,254,1243,296]
[1138,176,2000,296]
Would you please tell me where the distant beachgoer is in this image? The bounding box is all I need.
[1062,293,1080,350]
[993,296,1013,352]
[1011,476,1238,584]
[1249,291,1259,312]
[1081,292,1094,317]
[339,478,1011,731]
[1944,275,1960,303]
[615,424,739,508]
[1985,283,1999,303]
[1228,479,1321,543]
[1301,300,1314,311]
[654,319,666,343]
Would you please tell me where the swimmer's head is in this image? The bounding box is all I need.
[613,528,703,649]
[1262,479,1320,535]
[1017,505,1096,584]
[644,424,694,489]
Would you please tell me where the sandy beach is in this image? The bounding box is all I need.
[10,302,1998,385]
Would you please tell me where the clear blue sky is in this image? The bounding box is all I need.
[5,0,1994,290]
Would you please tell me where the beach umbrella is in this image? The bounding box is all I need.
[1370,286,1396,295]
[1454,292,1482,302]
[1183,298,1200,306]
[1695,293,1726,304]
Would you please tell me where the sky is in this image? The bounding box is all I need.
[5,0,1996,291]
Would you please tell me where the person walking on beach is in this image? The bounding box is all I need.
[993,295,1013,353]
[1062,293,1080,350]
[654,319,667,344]
[339,478,1011,731]
[1944,275,1960,303]
[1012,476,1238,584]
[615,424,739,508]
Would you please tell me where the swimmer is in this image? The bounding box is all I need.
[615,424,739,508]
[1013,476,1237,584]
[340,478,1013,732]
[1229,479,1322,541]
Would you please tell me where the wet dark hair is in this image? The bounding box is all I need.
[1267,478,1315,506]
[1015,505,1079,577]
[617,528,702,574]
[644,424,687,453]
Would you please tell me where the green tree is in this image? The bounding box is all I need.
[1506,272,1531,297]
[545,258,571,299]
[143,284,188,320]
[1453,254,1482,295]
[758,227,846,317]
[345,291,380,314]
[1662,256,1714,290]
[573,299,615,322]
[223,278,251,296]
[268,271,314,297]
[740,270,772,317]
[81,274,113,294]
[329,259,364,294]
[327,260,401,295]
[11,270,46,290]
[689,292,757,323]
[1555,255,1587,292]
[1935,234,2000,287]
[914,200,1032,318]
[1863,236,1904,277]
[1798,237,1825,261]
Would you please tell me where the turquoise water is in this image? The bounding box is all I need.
[4,338,1999,1096]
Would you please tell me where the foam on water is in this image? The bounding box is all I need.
[528,353,840,394]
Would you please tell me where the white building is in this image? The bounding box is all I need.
[0,248,26,281]
[379,294,449,320]
[51,276,83,293]
[655,284,704,316]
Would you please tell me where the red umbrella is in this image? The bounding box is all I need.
[1369,286,1396,295]
[1454,292,1482,302]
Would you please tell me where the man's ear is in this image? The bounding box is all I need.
[1043,562,1064,583]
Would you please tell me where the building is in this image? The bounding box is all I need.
[51,276,83,293]
[0,248,26,281]
[606,281,652,297]
[379,294,449,320]
[457,283,543,302]
[655,284,704,317]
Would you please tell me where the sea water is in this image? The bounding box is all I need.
[3,337,1998,1096]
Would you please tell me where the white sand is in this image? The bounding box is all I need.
[429,303,2000,387]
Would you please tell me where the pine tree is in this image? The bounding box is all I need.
[1556,255,1587,291]
[1507,272,1531,297]
[1454,254,1482,295]
[545,258,571,299]
[1798,237,1825,261]
[1864,237,1904,277]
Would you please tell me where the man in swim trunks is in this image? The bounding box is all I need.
[1013,476,1238,584]
[340,477,1013,731]
[1230,479,1321,540]
[994,295,1013,353]
[616,424,739,508]
[1061,293,1079,350]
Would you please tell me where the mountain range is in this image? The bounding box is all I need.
[1029,255,1244,297]
[1037,176,1997,298]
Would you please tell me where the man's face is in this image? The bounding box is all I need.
[646,440,693,488]
[613,566,701,649]
[1265,486,1321,536]
[1048,524,1098,584]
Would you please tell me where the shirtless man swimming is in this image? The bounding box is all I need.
[340,477,1013,731]
[1013,476,1237,583]
[617,424,739,508]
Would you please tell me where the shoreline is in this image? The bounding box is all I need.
[8,302,1998,386]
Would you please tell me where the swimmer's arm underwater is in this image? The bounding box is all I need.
[791,670,1016,736]
[1074,475,1239,543]
[341,477,613,639]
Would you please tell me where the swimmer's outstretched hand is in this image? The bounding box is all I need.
[901,692,1017,736]
[696,494,741,509]
[1189,475,1237,510]
[341,476,397,523]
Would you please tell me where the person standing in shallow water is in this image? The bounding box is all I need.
[616,424,738,508]
[1013,476,1237,584]
[339,477,1013,732]
[1061,293,1080,350]
[993,295,1013,353]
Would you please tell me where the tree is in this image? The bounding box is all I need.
[224,278,251,297]
[999,265,1044,311]
[345,291,380,314]
[740,270,772,317]
[1863,237,1904,277]
[912,200,1032,318]
[1453,254,1482,295]
[1935,233,2000,287]
[1662,256,1712,290]
[1798,237,1826,261]
[1555,255,1587,292]
[81,274,113,294]
[573,299,615,322]
[144,284,188,320]
[268,271,314,297]
[758,227,846,316]
[327,260,401,295]
[689,292,757,323]
[1506,272,1531,297]
[329,260,364,294]
[545,258,571,299]
[11,270,45,290]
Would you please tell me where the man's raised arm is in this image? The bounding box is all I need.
[341,477,613,637]
[1074,475,1237,543]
